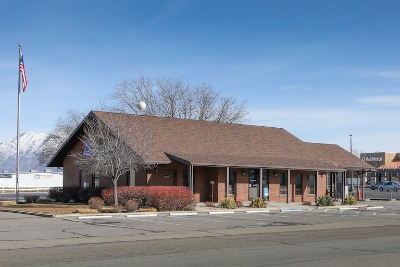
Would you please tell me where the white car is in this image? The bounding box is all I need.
[378,182,400,192]
[370,181,386,190]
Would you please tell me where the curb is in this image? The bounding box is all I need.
[280,209,304,212]
[0,209,55,218]
[0,204,386,219]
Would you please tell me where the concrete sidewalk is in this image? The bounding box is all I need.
[194,201,371,213]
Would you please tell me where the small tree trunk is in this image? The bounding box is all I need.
[113,180,119,210]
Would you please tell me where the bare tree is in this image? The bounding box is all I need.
[72,113,151,210]
[110,75,248,123]
[38,110,85,165]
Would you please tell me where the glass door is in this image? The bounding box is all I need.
[248,169,259,200]
[262,169,269,201]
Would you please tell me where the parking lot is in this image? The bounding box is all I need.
[60,201,400,234]
[2,200,400,266]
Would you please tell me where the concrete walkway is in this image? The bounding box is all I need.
[193,201,371,214]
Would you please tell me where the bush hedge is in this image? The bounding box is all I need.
[101,186,195,211]
[48,187,105,203]
[24,195,40,203]
[316,195,335,206]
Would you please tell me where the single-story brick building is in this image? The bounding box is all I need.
[48,111,373,203]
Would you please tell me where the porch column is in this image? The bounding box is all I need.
[188,164,194,193]
[226,167,229,197]
[287,169,291,204]
[259,168,263,198]
[342,171,346,202]
[315,171,319,203]
[334,172,338,199]
[362,171,365,199]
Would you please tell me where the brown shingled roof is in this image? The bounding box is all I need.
[48,111,373,171]
[304,142,374,170]
[377,161,400,170]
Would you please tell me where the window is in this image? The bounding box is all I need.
[279,172,288,195]
[183,170,189,188]
[126,171,131,186]
[164,169,177,186]
[307,174,315,195]
[295,174,302,195]
[91,172,99,188]
[79,170,83,187]
[229,171,237,195]
[248,169,259,188]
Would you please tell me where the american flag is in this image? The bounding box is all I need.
[19,53,27,92]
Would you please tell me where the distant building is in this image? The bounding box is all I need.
[0,171,63,191]
[360,152,400,183]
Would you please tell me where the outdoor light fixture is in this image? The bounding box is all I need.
[241,169,246,176]
[273,171,278,177]
[138,101,147,111]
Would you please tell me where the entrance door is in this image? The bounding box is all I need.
[328,173,335,197]
[262,169,269,201]
[248,169,259,200]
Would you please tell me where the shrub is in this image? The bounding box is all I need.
[36,198,54,204]
[78,187,105,203]
[101,186,195,211]
[101,186,148,206]
[62,187,80,203]
[88,197,105,211]
[48,187,64,202]
[316,195,335,206]
[204,201,216,207]
[343,195,357,205]
[220,198,237,209]
[24,195,40,203]
[125,199,139,212]
[145,186,195,211]
[250,197,267,208]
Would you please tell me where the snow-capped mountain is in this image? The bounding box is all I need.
[0,131,50,172]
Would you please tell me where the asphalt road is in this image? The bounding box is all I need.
[1,201,400,266]
[0,191,49,201]
[363,187,400,200]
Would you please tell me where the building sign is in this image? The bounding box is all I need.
[263,187,269,197]
[82,141,92,156]
[34,173,54,179]
[360,152,385,168]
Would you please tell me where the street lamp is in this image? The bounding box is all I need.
[138,101,147,111]
[349,134,353,154]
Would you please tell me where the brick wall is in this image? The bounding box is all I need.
[61,138,329,203]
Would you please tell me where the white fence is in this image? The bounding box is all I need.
[0,172,63,192]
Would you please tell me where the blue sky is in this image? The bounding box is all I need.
[1,0,399,153]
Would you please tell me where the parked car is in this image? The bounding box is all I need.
[370,181,386,190]
[378,182,400,192]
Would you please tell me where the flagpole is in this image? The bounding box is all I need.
[16,44,22,203]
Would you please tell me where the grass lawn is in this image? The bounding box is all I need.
[0,202,96,215]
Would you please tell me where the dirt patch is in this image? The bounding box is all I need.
[0,203,92,215]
